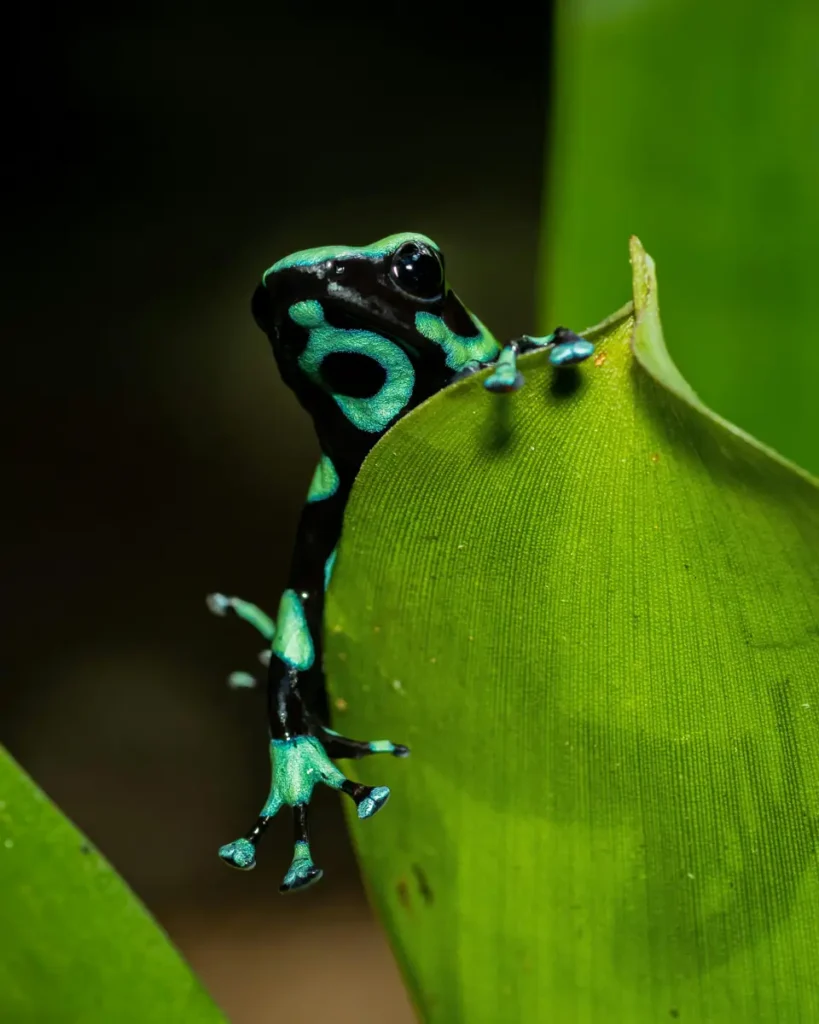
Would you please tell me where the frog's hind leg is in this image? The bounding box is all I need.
[218,731,394,889]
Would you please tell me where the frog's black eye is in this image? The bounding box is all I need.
[319,352,387,398]
[390,242,444,300]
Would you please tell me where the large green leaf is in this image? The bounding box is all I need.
[541,0,819,476]
[326,239,819,1022]
[0,746,226,1022]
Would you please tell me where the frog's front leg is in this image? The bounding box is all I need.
[484,326,595,393]
[217,456,409,892]
[206,592,275,688]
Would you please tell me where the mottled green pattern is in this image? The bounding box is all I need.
[264,232,439,279]
[291,300,415,432]
[325,243,819,1022]
[307,453,340,503]
[271,588,314,670]
[415,310,500,371]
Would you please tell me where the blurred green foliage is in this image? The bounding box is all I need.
[0,747,226,1022]
[541,0,819,475]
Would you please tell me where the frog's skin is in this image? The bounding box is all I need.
[208,233,594,893]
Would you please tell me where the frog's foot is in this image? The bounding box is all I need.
[484,328,594,393]
[218,806,323,892]
[545,326,594,367]
[484,345,525,393]
[340,779,392,819]
[319,726,410,760]
[279,806,323,893]
[218,733,399,888]
[218,816,270,871]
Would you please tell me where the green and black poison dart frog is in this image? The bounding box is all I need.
[207,233,594,893]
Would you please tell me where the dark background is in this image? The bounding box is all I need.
[5,6,551,1020]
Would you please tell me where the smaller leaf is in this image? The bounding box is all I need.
[0,746,226,1023]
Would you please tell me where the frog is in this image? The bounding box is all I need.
[207,232,594,893]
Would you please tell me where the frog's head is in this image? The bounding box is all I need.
[251,233,499,439]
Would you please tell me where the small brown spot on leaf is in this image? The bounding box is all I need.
[334,697,348,712]
[396,879,411,909]
[594,351,608,367]
[650,452,661,464]
[412,864,434,905]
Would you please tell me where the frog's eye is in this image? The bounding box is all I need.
[390,242,444,300]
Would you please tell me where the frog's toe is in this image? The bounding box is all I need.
[206,592,231,617]
[318,727,410,761]
[218,837,257,870]
[548,328,594,367]
[483,366,522,393]
[279,839,323,894]
[205,592,276,641]
[227,670,258,690]
[367,738,411,758]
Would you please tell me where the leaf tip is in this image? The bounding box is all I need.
[629,235,656,315]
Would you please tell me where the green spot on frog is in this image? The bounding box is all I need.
[272,589,314,670]
[290,300,415,432]
[415,310,500,371]
[307,454,339,503]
